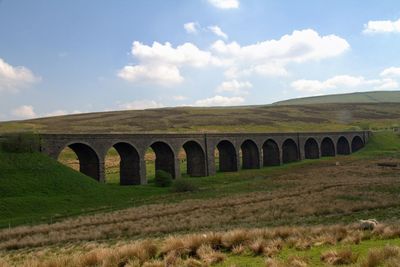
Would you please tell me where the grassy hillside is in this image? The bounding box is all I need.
[0,102,400,133]
[1,131,399,229]
[273,90,400,105]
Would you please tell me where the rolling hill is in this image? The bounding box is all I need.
[0,91,399,134]
[273,90,400,105]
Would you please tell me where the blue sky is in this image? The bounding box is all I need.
[1,0,400,121]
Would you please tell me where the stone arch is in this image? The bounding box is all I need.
[337,136,350,155]
[182,140,206,177]
[60,142,100,181]
[262,139,280,166]
[240,139,260,169]
[321,137,335,157]
[108,142,140,185]
[216,140,237,172]
[282,139,299,163]
[351,136,364,152]
[150,141,176,178]
[304,138,319,159]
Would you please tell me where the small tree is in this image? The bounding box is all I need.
[154,170,173,187]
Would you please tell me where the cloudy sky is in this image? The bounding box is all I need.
[1,0,400,121]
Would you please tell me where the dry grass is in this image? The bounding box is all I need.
[1,158,400,250]
[1,222,400,266]
[360,245,400,267]
[320,249,358,265]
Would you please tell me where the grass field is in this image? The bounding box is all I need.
[0,131,399,234]
[1,102,400,134]
[1,124,400,265]
[273,90,400,105]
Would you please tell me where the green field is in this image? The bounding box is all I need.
[1,131,399,229]
[273,90,400,105]
[1,101,400,134]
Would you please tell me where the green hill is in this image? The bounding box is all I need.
[273,90,400,105]
[1,102,400,134]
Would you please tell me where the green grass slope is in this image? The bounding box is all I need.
[273,90,400,105]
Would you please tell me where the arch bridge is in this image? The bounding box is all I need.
[40,131,370,185]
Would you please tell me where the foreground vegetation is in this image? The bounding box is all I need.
[2,222,400,266]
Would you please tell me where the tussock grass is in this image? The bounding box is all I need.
[2,223,400,266]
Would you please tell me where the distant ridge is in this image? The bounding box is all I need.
[273,91,400,105]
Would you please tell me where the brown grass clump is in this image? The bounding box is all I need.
[141,260,164,267]
[249,239,267,255]
[360,245,400,267]
[161,236,187,256]
[232,244,246,255]
[0,259,9,267]
[116,240,158,265]
[221,229,249,249]
[265,257,282,267]
[196,244,226,265]
[321,249,358,265]
[182,258,204,267]
[286,256,309,267]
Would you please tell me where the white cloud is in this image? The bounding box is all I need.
[376,78,399,90]
[194,95,244,106]
[0,58,40,93]
[216,80,252,95]
[172,95,187,101]
[11,105,36,119]
[208,25,228,39]
[211,29,349,64]
[184,22,199,34]
[363,18,400,34]
[380,67,400,77]
[119,29,349,88]
[118,41,224,86]
[212,29,349,78]
[118,64,183,86]
[118,100,164,110]
[44,110,68,117]
[208,0,239,9]
[291,75,398,93]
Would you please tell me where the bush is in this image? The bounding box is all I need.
[171,178,198,192]
[154,170,173,187]
[1,132,40,153]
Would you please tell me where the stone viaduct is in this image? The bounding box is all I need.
[40,131,370,185]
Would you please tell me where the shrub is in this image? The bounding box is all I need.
[154,170,173,187]
[1,132,40,153]
[171,178,198,192]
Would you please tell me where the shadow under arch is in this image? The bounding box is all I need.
[59,142,100,181]
[351,136,364,152]
[241,139,260,169]
[282,138,299,163]
[108,142,141,185]
[150,141,176,178]
[182,140,206,177]
[262,139,280,166]
[321,137,335,157]
[304,138,319,159]
[337,136,350,155]
[216,140,237,172]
